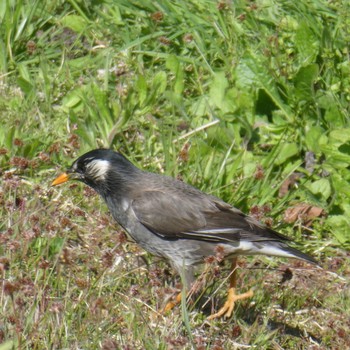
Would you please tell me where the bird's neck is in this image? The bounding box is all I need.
[98,170,137,202]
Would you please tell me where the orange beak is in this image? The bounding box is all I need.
[51,172,70,186]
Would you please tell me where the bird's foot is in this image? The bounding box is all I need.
[207,287,253,320]
[162,291,182,314]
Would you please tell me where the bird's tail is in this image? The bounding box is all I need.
[279,244,318,265]
[253,240,319,266]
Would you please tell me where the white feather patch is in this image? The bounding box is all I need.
[221,241,297,259]
[121,198,130,211]
[86,159,110,181]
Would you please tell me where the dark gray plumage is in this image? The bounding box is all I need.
[52,148,317,317]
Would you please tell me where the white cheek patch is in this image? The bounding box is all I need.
[71,162,78,172]
[87,159,110,181]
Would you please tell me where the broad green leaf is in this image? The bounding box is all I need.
[329,129,350,144]
[209,71,228,109]
[68,56,93,69]
[341,203,350,216]
[321,146,350,168]
[62,92,82,109]
[319,129,350,168]
[304,125,326,153]
[308,178,331,200]
[294,64,319,101]
[60,15,88,33]
[152,71,167,95]
[18,63,31,82]
[295,21,319,65]
[332,173,350,197]
[326,215,350,244]
[274,142,299,165]
[221,89,239,114]
[243,161,257,177]
[279,16,299,31]
[324,105,344,127]
[235,58,255,86]
[190,96,209,116]
[136,75,147,106]
[241,152,256,177]
[166,55,180,73]
[17,77,33,95]
[236,56,293,121]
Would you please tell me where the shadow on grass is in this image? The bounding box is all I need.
[193,296,322,344]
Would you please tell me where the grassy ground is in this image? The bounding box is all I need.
[0,0,350,348]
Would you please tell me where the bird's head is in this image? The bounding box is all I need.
[52,149,139,194]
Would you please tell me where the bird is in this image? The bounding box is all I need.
[52,148,317,319]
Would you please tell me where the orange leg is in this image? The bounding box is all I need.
[162,291,182,313]
[207,257,253,320]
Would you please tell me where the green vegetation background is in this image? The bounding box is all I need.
[0,0,349,349]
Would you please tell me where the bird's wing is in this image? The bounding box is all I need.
[131,189,207,238]
[131,190,291,243]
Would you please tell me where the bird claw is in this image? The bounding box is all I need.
[207,288,254,320]
[162,291,182,314]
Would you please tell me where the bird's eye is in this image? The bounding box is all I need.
[78,162,88,173]
[77,158,95,174]
[73,161,87,174]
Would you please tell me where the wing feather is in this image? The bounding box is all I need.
[131,189,290,243]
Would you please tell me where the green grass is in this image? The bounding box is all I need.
[1,0,350,348]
